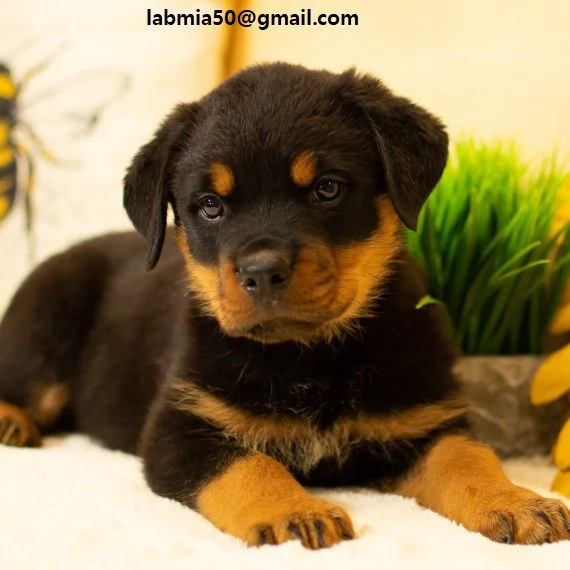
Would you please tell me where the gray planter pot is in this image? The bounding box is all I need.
[454,356,568,458]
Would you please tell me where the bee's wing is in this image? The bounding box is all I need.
[19,68,131,141]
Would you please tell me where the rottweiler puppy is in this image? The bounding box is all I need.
[0,63,569,549]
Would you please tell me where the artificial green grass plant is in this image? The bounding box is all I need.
[406,138,570,355]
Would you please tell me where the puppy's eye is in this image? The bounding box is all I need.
[199,196,224,220]
[313,179,344,203]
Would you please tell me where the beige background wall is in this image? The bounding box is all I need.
[231,0,570,158]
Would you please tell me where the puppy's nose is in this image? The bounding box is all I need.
[237,249,293,300]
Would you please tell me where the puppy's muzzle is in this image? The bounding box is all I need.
[236,248,293,302]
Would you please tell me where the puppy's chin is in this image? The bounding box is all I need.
[224,318,326,344]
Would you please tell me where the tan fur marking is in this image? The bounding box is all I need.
[172,381,466,474]
[322,195,401,341]
[291,152,318,187]
[27,384,69,426]
[197,452,354,548]
[218,256,256,322]
[175,226,220,313]
[0,401,41,447]
[210,162,235,197]
[176,227,257,327]
[175,197,401,345]
[394,434,570,544]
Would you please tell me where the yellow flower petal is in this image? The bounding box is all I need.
[551,470,570,499]
[530,346,570,405]
[0,195,10,219]
[550,304,570,335]
[553,418,570,470]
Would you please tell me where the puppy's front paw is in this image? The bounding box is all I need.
[239,496,355,549]
[473,487,570,544]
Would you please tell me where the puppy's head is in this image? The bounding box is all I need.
[124,64,448,344]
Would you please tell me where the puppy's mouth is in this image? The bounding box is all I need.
[228,317,326,344]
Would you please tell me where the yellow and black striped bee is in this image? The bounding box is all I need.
[0,62,24,226]
[0,50,129,236]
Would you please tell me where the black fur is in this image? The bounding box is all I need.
[124,64,448,268]
[0,63,459,516]
[124,103,199,270]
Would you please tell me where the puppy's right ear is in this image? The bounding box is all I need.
[338,70,448,231]
[124,103,199,271]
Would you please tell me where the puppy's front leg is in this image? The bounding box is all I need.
[394,434,570,544]
[140,404,354,549]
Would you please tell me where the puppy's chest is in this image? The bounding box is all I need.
[236,418,364,476]
[183,332,460,476]
[227,354,375,421]
[197,359,391,475]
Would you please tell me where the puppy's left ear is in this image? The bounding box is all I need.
[339,70,448,230]
[124,103,199,270]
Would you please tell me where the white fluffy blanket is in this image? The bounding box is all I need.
[1,436,569,570]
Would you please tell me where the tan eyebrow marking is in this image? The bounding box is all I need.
[291,151,317,187]
[210,162,235,196]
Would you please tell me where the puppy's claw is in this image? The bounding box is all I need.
[244,497,354,549]
[0,402,41,447]
[257,526,277,545]
[476,491,570,545]
[333,514,356,540]
[314,519,327,548]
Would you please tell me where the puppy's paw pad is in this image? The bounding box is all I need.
[245,498,355,549]
[0,402,41,447]
[478,491,570,544]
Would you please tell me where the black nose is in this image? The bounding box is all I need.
[237,249,293,300]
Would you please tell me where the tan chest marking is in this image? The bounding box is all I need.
[171,381,466,474]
